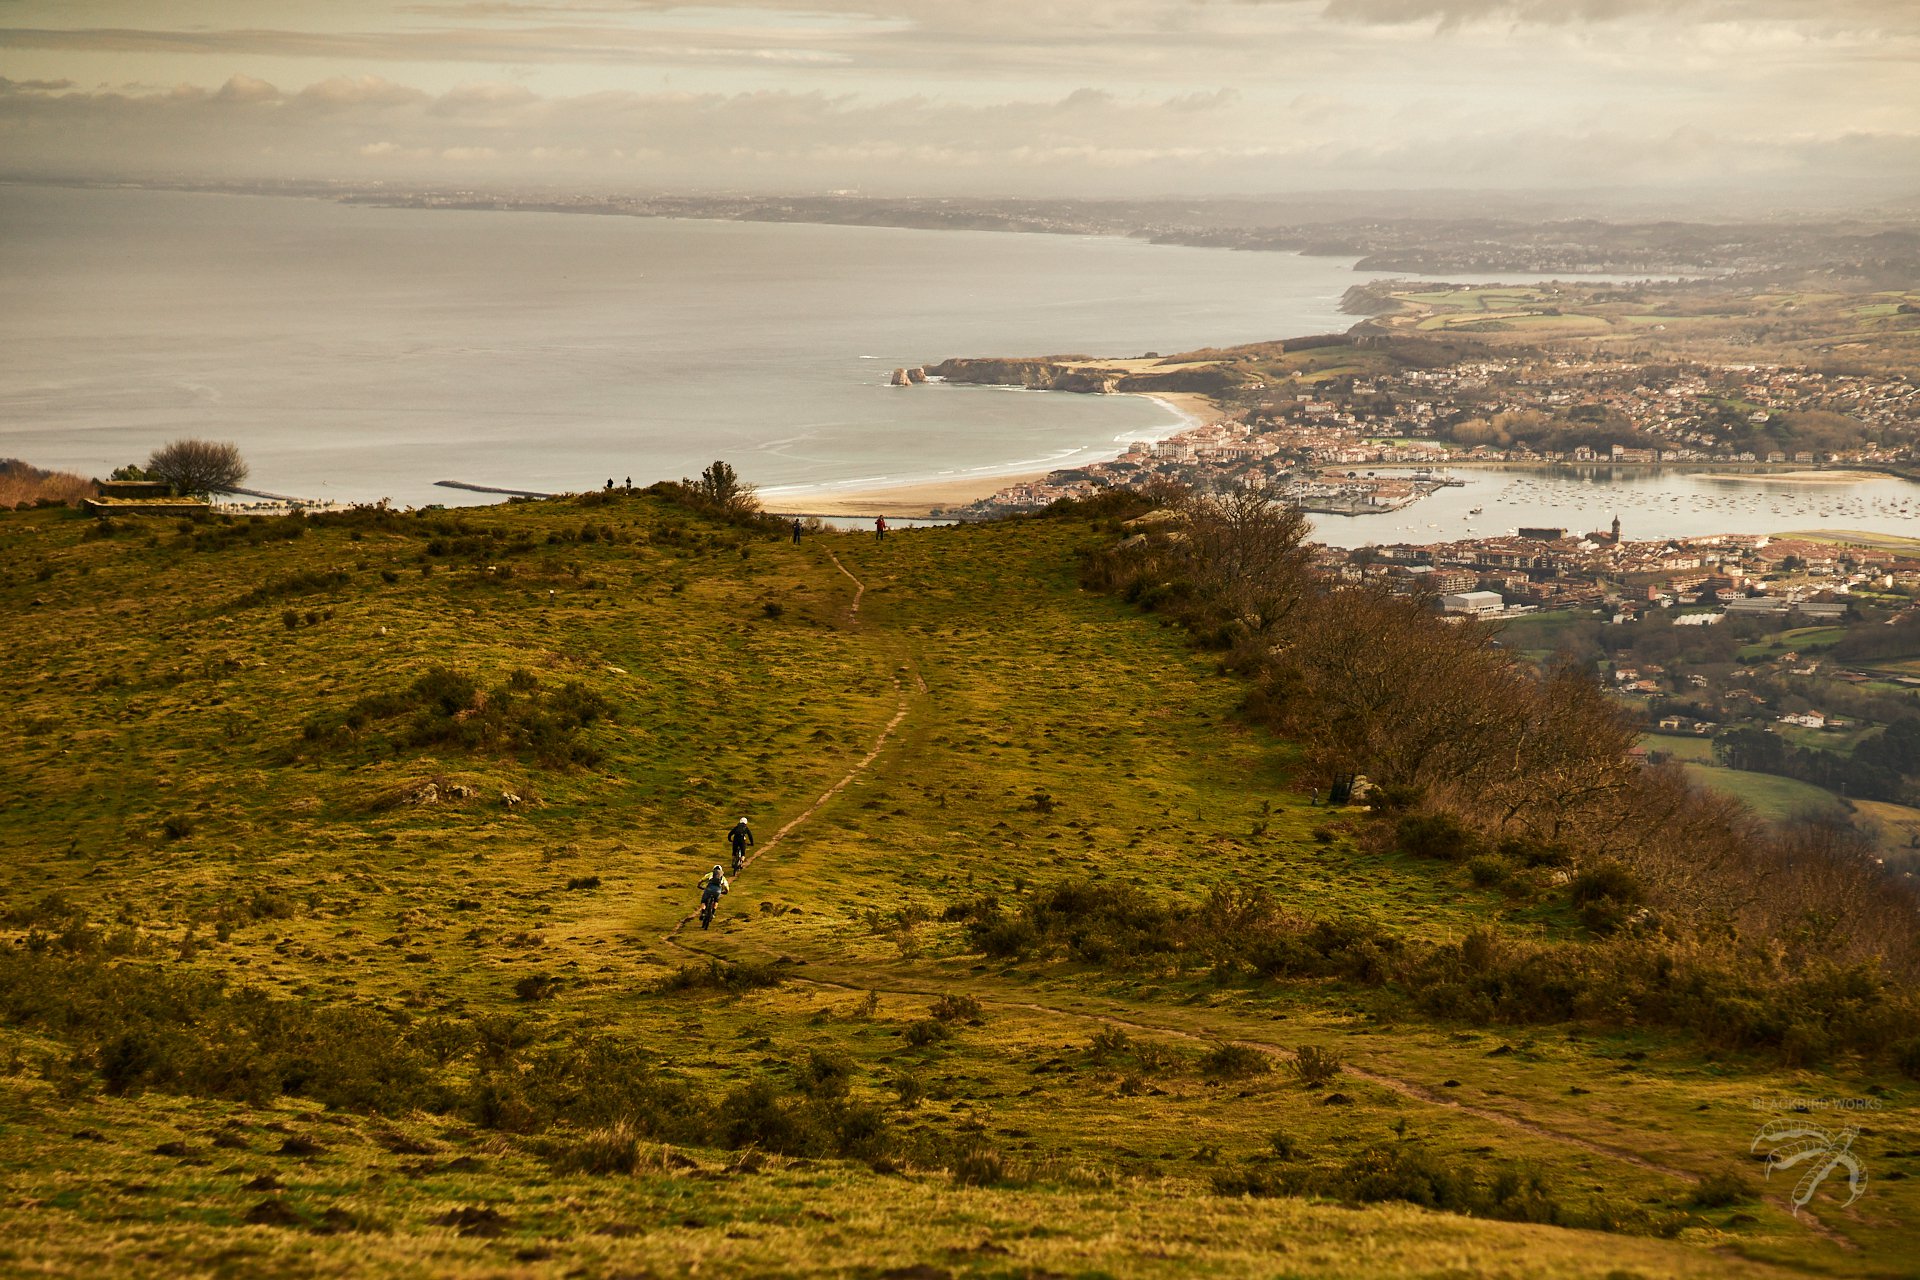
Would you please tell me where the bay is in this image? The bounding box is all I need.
[1307,465,1920,548]
[2,183,1384,508]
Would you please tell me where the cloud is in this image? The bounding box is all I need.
[296,76,432,108]
[0,71,1914,204]
[215,74,280,103]
[1,2,1916,202]
[1318,0,1920,30]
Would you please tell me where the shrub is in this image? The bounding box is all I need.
[231,570,350,612]
[1289,1045,1343,1089]
[797,1050,855,1099]
[890,1070,926,1107]
[650,959,787,994]
[1466,856,1511,888]
[298,666,613,769]
[161,815,195,841]
[719,1078,888,1158]
[904,1019,951,1047]
[1570,862,1644,907]
[1396,812,1479,862]
[952,1145,1012,1187]
[1201,1043,1270,1079]
[539,1121,645,1175]
[929,993,983,1024]
[1570,863,1645,936]
[514,975,561,1002]
[1689,1171,1757,1208]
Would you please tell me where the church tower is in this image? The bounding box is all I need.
[1611,514,1621,543]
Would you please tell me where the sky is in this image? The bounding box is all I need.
[2,0,1917,205]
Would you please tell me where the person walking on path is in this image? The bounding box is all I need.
[728,817,754,869]
[791,518,803,545]
[874,515,887,542]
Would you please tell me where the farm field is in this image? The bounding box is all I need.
[0,494,1913,1277]
[1678,763,1847,822]
[1639,733,1714,762]
[1736,626,1848,662]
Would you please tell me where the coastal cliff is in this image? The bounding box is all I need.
[926,356,1252,397]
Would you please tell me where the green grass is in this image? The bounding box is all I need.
[1776,723,1876,755]
[1736,626,1849,661]
[1678,763,1846,822]
[1640,732,1714,762]
[0,497,1913,1276]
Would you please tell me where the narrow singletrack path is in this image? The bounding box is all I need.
[825,548,866,618]
[665,546,907,935]
[653,545,1855,1249]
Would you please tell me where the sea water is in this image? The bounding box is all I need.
[1,183,1382,508]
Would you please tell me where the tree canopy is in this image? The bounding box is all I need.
[146,439,248,496]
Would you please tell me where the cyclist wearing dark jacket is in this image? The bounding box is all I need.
[728,818,754,860]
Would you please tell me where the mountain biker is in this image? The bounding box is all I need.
[728,817,753,864]
[698,864,729,927]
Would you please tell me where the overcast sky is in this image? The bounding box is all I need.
[2,1,1917,205]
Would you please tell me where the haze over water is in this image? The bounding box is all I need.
[2,184,1384,508]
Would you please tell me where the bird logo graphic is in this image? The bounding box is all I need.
[1751,1119,1868,1216]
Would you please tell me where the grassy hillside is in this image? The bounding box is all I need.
[0,495,1914,1277]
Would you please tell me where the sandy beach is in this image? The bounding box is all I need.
[767,391,1221,518]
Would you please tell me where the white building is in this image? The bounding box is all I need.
[1441,590,1504,616]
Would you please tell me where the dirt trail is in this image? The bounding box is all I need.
[825,548,866,618]
[657,548,1858,1251]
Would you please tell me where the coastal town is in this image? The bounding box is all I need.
[1317,523,1920,622]
[944,345,1920,521]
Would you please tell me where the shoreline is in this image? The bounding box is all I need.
[764,391,1218,518]
[1369,460,1908,481]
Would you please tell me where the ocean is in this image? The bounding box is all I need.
[1,183,1386,509]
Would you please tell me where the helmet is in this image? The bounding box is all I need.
[712,864,723,874]
[738,817,749,825]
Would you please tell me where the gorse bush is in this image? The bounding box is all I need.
[650,959,787,994]
[0,928,906,1162]
[929,993,983,1023]
[0,943,440,1112]
[228,569,350,612]
[953,880,1920,1072]
[298,665,612,768]
[1211,1141,1690,1234]
[1289,1045,1343,1088]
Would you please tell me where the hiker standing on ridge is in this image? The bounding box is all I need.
[728,817,754,872]
[874,515,887,542]
[791,518,803,545]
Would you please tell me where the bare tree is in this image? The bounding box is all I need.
[147,439,248,495]
[1178,481,1313,637]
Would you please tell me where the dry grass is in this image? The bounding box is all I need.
[0,493,1914,1276]
[0,459,94,508]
